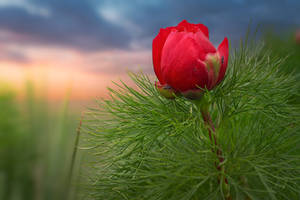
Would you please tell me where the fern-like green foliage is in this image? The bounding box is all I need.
[81,40,300,200]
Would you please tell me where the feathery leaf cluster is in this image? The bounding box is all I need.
[81,40,300,200]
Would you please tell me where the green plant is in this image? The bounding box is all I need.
[82,38,300,199]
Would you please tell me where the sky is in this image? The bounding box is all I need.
[0,0,299,100]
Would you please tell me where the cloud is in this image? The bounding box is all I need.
[84,50,152,75]
[0,0,299,54]
[0,0,132,51]
[97,5,142,36]
[0,49,30,63]
[0,0,50,17]
[0,40,31,63]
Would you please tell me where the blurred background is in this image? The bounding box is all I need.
[0,0,299,199]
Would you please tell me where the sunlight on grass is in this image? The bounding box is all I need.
[0,81,82,200]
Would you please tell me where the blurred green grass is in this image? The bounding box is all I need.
[265,31,300,73]
[264,31,300,104]
[0,81,81,200]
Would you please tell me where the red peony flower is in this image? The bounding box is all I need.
[153,20,229,99]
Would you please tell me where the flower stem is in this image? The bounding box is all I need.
[197,100,231,200]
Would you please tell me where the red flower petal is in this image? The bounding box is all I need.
[177,20,209,38]
[216,37,229,84]
[193,31,216,60]
[152,27,174,84]
[161,31,210,92]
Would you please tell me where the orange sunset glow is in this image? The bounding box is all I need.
[0,44,152,100]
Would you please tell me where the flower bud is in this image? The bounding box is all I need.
[152,20,229,100]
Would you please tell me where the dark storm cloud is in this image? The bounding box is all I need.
[111,0,300,46]
[0,0,132,51]
[0,0,299,51]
